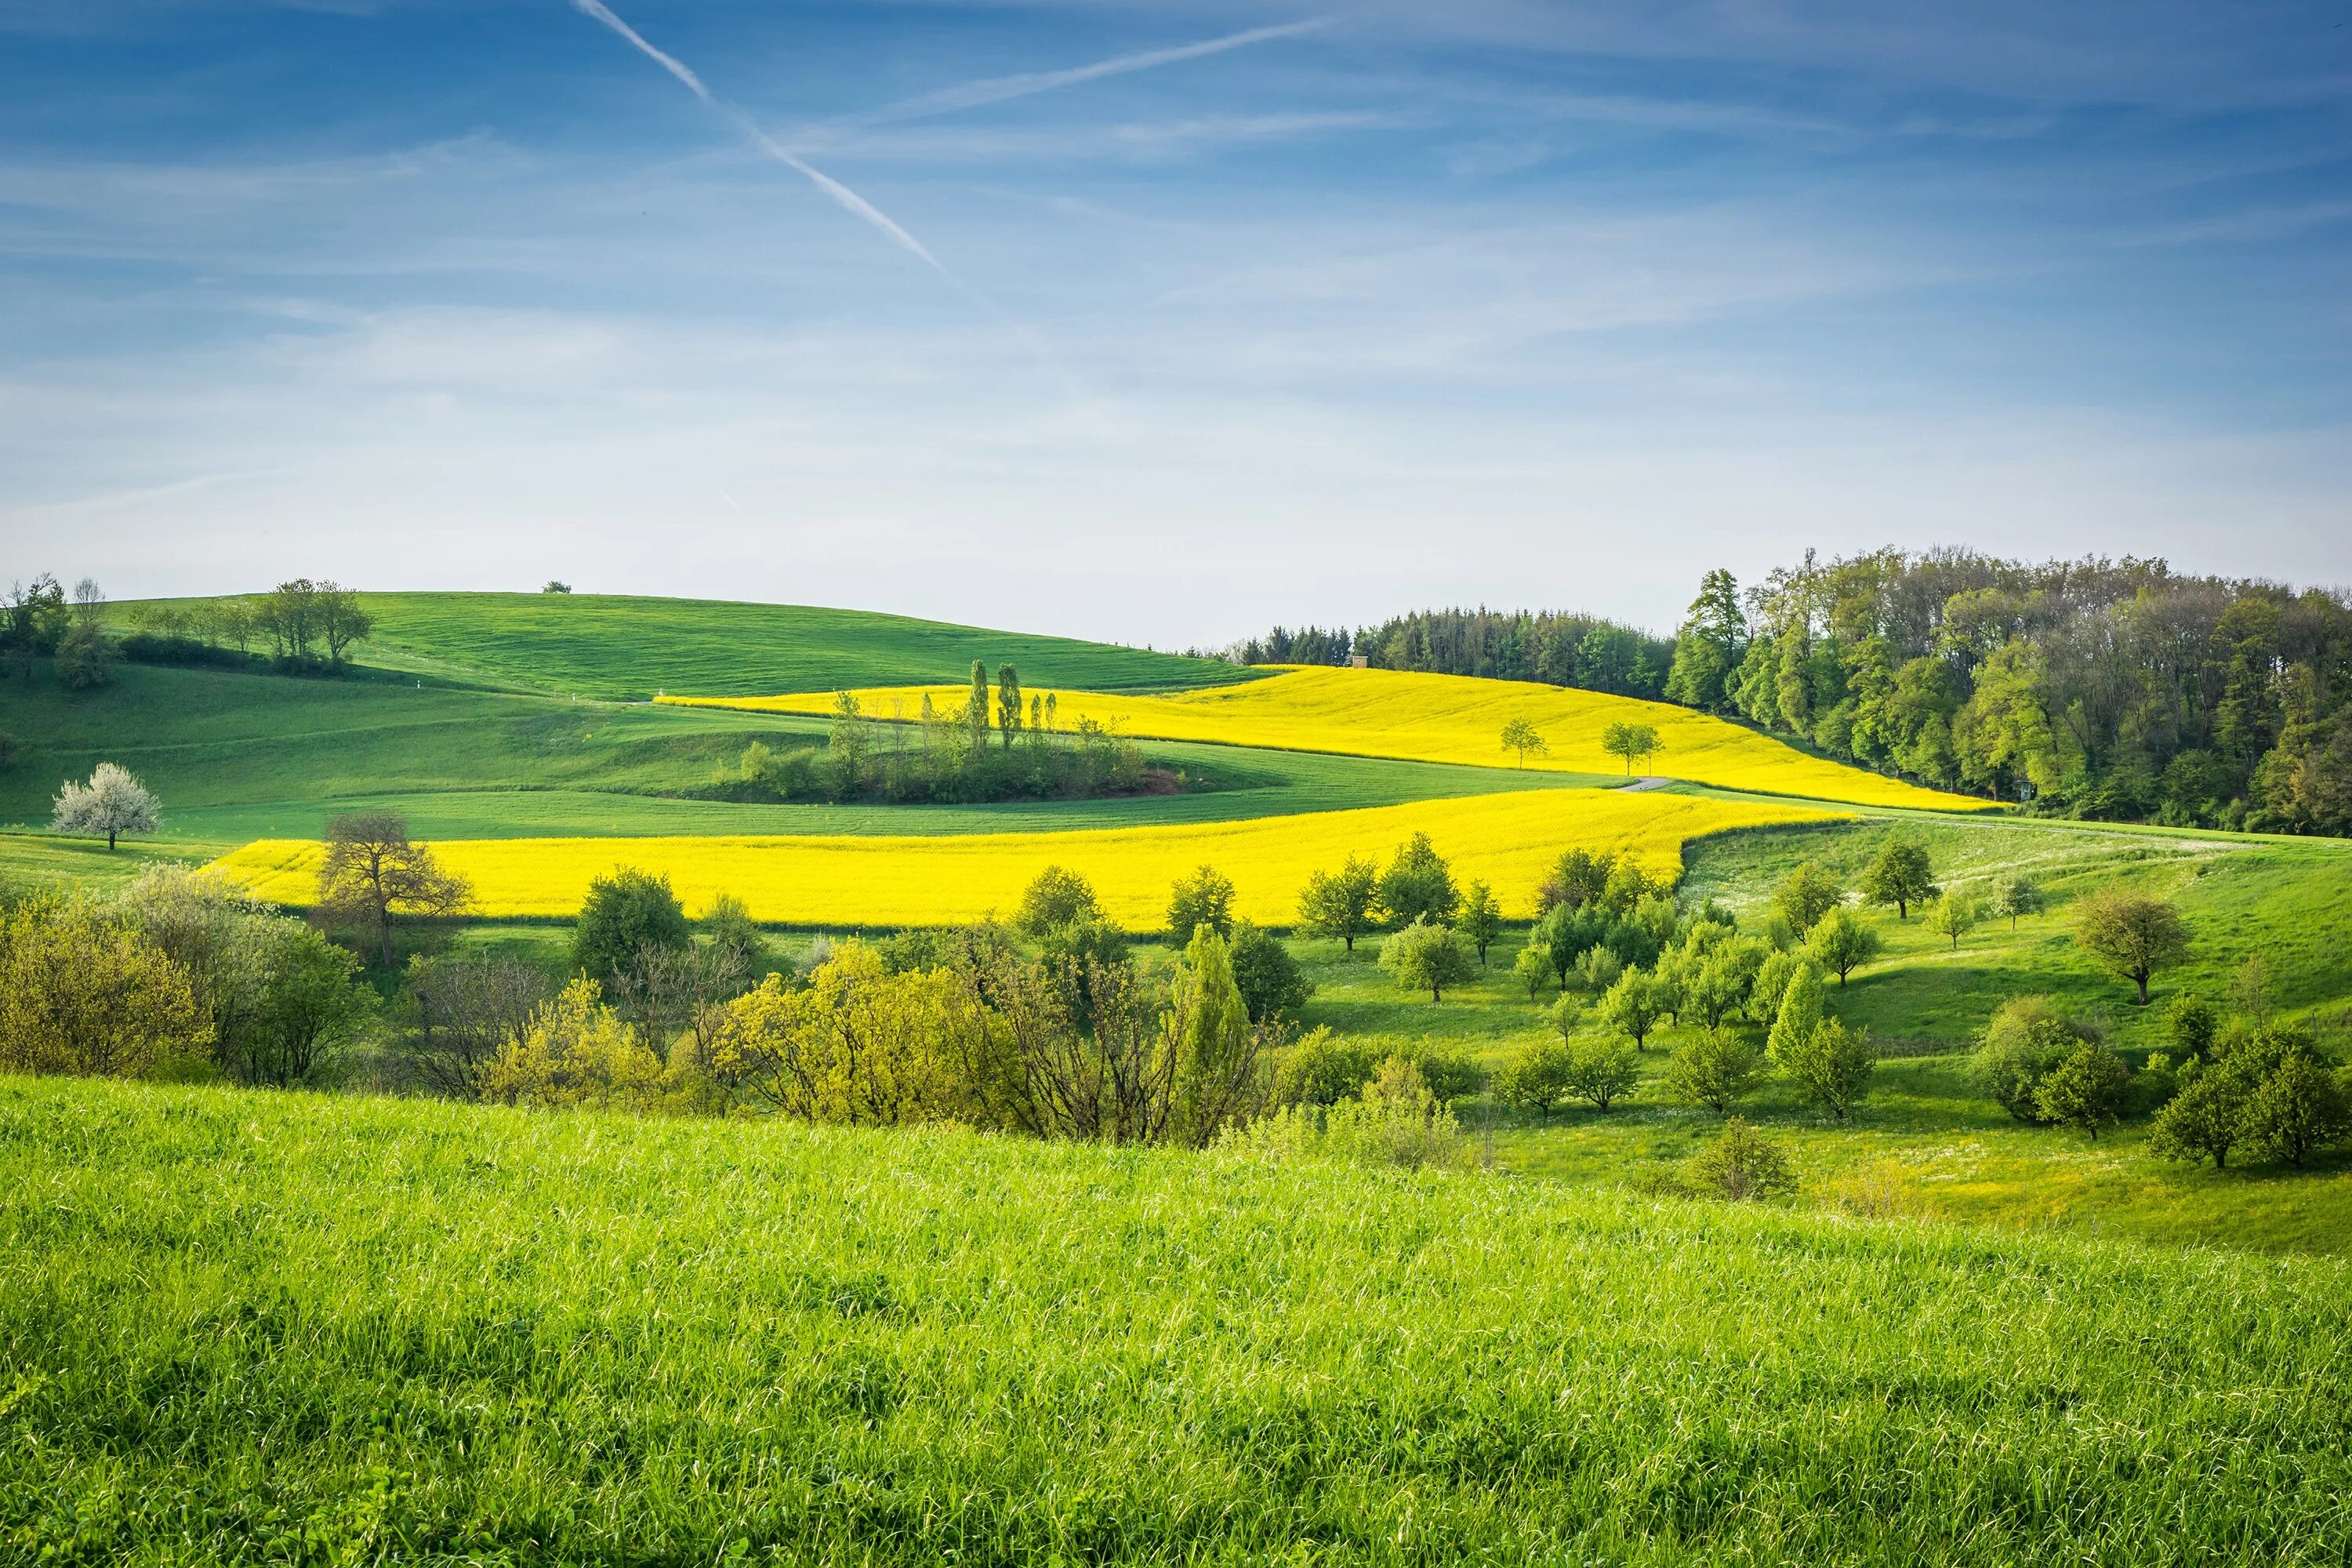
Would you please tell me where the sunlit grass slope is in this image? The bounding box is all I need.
[121,592,1254,699]
[213,789,1834,929]
[5,1076,2348,1565]
[677,666,1992,811]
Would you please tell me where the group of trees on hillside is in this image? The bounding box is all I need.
[720,663,1171,804]
[1238,610,1674,699]
[1660,550,2352,834]
[2,572,375,695]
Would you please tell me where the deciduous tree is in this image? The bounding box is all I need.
[1377,916,1475,1001]
[2074,887,2190,1005]
[51,762,159,850]
[1859,837,1937,919]
[1298,855,1379,952]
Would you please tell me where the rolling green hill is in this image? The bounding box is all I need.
[4,1075,2347,1566]
[122,591,1257,700]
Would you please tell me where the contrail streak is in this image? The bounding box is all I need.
[858,19,1332,125]
[568,0,953,281]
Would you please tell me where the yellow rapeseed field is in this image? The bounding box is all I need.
[213,789,1835,930]
[666,666,1992,811]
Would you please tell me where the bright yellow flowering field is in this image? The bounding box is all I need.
[213,789,1836,930]
[666,666,1992,812]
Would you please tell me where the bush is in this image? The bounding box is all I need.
[1973,996,2096,1123]
[1686,1118,1796,1202]
[1228,922,1311,1023]
[0,899,211,1078]
[1272,1027,1375,1108]
[485,977,692,1112]
[1224,1058,1473,1172]
[1495,1037,1573,1119]
[572,868,691,984]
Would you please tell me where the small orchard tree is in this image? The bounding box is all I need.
[1298,855,1380,953]
[227,921,365,1087]
[1454,880,1502,965]
[1804,906,1881,985]
[1667,1029,1765,1113]
[317,811,474,967]
[1376,833,1459,927]
[1926,887,1983,951]
[1600,720,1661,776]
[1499,718,1548,768]
[51,762,160,850]
[1859,837,1937,920]
[2241,1047,2351,1167]
[2148,1066,2252,1169]
[1766,963,1874,1120]
[1771,861,1844,934]
[1598,967,1664,1051]
[1228,922,1312,1023]
[1377,916,1475,1001]
[1496,1036,1573,1119]
[2074,887,2190,1005]
[1973,996,2092,1123]
[1167,864,1237,941]
[2032,1040,2132,1140]
[1561,1036,1640,1112]
[1991,872,2045,928]
[1512,942,1552,999]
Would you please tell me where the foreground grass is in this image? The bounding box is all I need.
[5,1076,2350,1566]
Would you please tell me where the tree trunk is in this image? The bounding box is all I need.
[2135,971,2150,1005]
[107,828,117,850]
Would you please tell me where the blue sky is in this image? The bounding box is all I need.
[2,0,2347,644]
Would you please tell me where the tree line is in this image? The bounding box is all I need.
[2,573,376,695]
[1237,609,1675,699]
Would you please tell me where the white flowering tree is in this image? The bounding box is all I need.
[52,762,160,850]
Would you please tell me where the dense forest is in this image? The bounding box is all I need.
[1238,610,1675,699]
[1243,550,2352,836]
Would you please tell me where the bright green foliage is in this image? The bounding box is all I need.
[0,901,209,1078]
[1668,1029,1766,1113]
[1599,720,1661,775]
[1171,927,1257,1143]
[1015,866,1103,937]
[485,977,684,1112]
[2074,886,2192,1005]
[1768,966,1875,1120]
[1926,887,1983,949]
[1664,568,1746,713]
[1512,942,1552,999]
[995,664,1022,750]
[700,894,780,982]
[1376,833,1459,927]
[1597,968,1664,1050]
[2033,1042,2133,1140]
[1974,996,2096,1123]
[572,866,691,982]
[1270,1026,1374,1108]
[1454,880,1502,964]
[1498,717,1548,767]
[1298,855,1380,953]
[1167,863,1236,941]
[1559,1036,1640,1112]
[1573,944,1624,995]
[1991,871,2045,927]
[2148,1068,2251,1169]
[1771,860,1845,933]
[227,922,365,1088]
[1686,1117,1797,1201]
[1804,906,1882,985]
[1495,1037,1573,1119]
[2165,994,2218,1060]
[1751,946,1809,1024]
[1377,916,1475,1001]
[1859,837,1938,919]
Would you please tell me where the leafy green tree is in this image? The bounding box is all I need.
[1561,1036,1640,1112]
[1858,837,1937,920]
[2240,1039,2350,1167]
[1686,1118,1795,1201]
[1499,718,1548,768]
[1991,872,2045,927]
[2148,1065,2252,1169]
[1766,963,1873,1119]
[56,619,118,689]
[1664,568,1745,713]
[50,761,159,851]
[316,810,471,967]
[1926,887,1983,950]
[701,894,779,983]
[1298,855,1380,953]
[1376,833,1459,927]
[1804,906,1881,985]
[965,660,991,757]
[1574,944,1624,995]
[228,922,365,1087]
[572,867,691,985]
[1539,848,1617,913]
[1771,860,1845,934]
[2033,1041,2132,1139]
[2164,994,2218,1061]
[1512,942,1552,999]
[826,690,870,798]
[1167,864,1236,941]
[1227,922,1311,1024]
[1377,916,1475,1001]
[1598,967,1664,1050]
[995,664,1022,750]
[1973,995,2090,1123]
[1600,720,1661,776]
[1272,1026,1375,1108]
[1454,880,1502,964]
[1016,866,1103,937]
[1667,1029,1764,1113]
[2074,887,2190,1005]
[1496,1037,1573,1120]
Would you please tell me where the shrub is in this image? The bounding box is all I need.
[0,901,209,1078]
[1973,996,2094,1123]
[2165,994,2219,1061]
[1686,1118,1796,1201]
[572,867,691,984]
[1272,1027,1375,1108]
[1228,922,1312,1023]
[1559,1036,1640,1112]
[485,977,686,1112]
[1495,1037,1573,1119]
[221,920,366,1088]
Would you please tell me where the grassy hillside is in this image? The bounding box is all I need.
[684,666,1991,811]
[123,592,1255,699]
[0,662,1619,851]
[5,1076,2348,1566]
